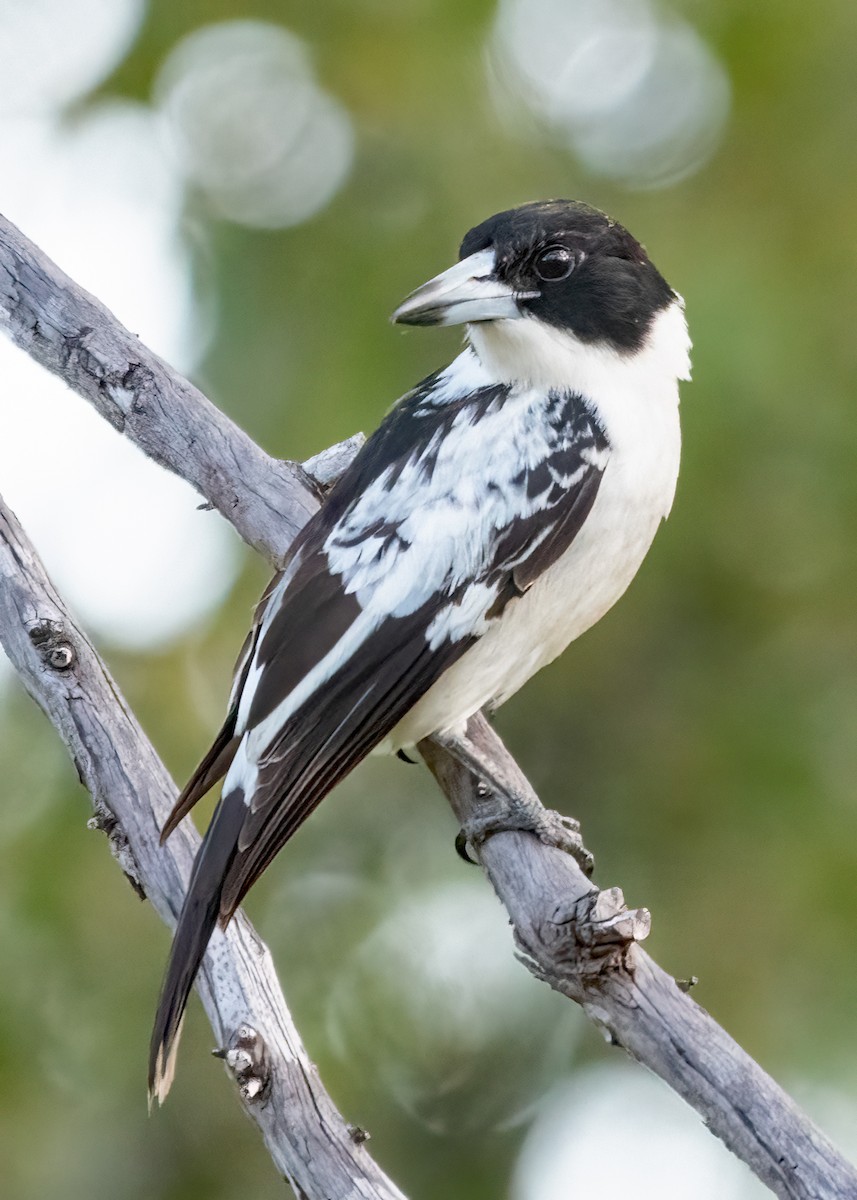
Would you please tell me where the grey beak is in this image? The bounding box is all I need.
[391,248,538,327]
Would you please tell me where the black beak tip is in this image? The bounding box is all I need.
[391,308,440,327]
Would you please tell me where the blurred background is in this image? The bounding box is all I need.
[0,1,856,1197]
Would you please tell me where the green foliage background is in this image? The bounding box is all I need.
[2,2,857,1197]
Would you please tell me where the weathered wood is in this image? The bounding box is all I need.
[422,727,857,1199]
[0,497,405,1200]
[2,208,856,1197]
[0,214,319,562]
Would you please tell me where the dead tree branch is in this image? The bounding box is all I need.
[2,211,856,1198]
[0,496,404,1200]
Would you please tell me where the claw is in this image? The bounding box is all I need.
[455,829,479,864]
[459,804,595,875]
[433,728,595,875]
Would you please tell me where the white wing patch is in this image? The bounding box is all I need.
[242,609,380,767]
[234,550,307,733]
[424,581,498,651]
[225,348,611,791]
[325,350,602,633]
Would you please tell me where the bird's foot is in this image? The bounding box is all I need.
[433,728,594,875]
[456,799,594,875]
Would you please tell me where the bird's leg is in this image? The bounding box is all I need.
[432,729,594,875]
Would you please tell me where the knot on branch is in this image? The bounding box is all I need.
[27,618,76,672]
[87,798,146,899]
[117,362,153,416]
[302,433,365,494]
[518,886,651,995]
[214,1024,271,1104]
[578,887,652,952]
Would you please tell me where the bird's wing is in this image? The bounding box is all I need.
[159,570,285,841]
[149,361,612,1101]
[213,363,611,920]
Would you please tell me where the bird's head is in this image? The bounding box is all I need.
[392,200,688,387]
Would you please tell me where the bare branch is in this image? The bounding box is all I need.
[303,434,366,490]
[0,496,405,1200]
[0,214,321,562]
[421,725,857,1199]
[2,209,856,1198]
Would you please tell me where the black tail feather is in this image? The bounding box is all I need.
[159,716,240,844]
[148,787,246,1106]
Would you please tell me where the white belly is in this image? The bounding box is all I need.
[386,375,682,750]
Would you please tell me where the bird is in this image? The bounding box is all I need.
[148,199,691,1103]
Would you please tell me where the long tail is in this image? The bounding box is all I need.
[148,786,247,1107]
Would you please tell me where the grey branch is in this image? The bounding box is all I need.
[1,211,856,1199]
[0,214,318,562]
[0,497,404,1200]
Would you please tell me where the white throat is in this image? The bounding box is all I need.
[465,297,691,400]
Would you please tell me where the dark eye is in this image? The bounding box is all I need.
[534,245,574,282]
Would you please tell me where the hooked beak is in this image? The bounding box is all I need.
[391,248,538,327]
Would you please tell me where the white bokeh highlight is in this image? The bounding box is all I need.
[513,1063,770,1199]
[0,3,242,655]
[155,21,355,229]
[490,0,730,188]
[326,881,581,1133]
[0,0,144,115]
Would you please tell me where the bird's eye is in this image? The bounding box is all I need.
[534,246,574,282]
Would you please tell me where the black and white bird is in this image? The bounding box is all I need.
[149,199,690,1102]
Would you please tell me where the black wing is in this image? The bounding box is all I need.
[158,570,285,842]
[163,377,611,913]
[218,383,609,918]
[150,368,610,1100]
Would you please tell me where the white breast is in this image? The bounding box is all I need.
[385,299,689,750]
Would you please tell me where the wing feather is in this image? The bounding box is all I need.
[159,722,241,843]
[153,352,616,1100]
[181,361,611,918]
[219,594,472,920]
[159,570,289,841]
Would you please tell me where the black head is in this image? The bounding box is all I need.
[459,200,675,352]
[392,200,676,355]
